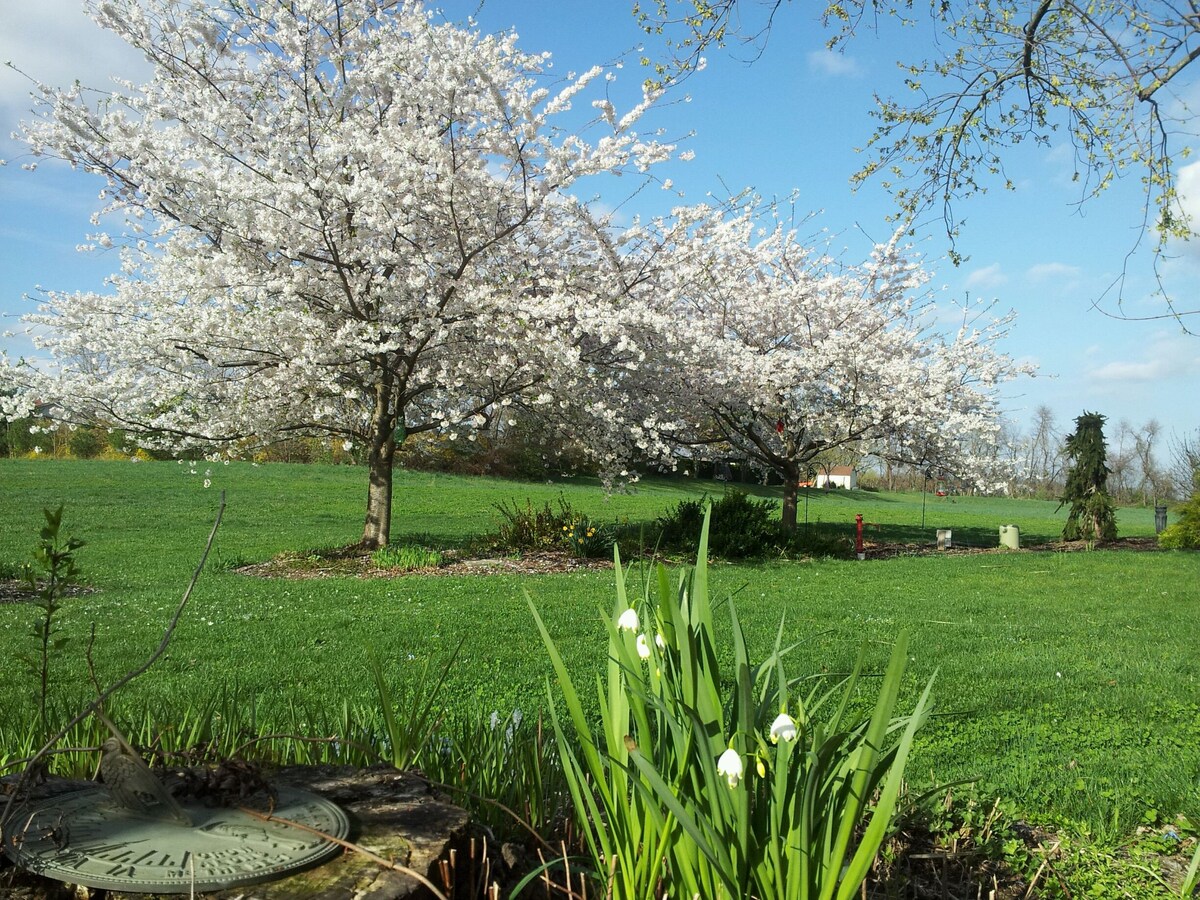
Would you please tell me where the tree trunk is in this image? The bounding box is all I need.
[781,463,800,532]
[361,387,398,550]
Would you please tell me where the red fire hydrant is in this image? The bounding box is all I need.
[855,513,865,560]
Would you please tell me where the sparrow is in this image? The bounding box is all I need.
[99,737,191,827]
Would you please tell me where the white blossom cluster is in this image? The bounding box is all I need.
[0,0,1027,541]
[609,201,1031,497]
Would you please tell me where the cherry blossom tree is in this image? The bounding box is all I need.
[2,0,678,548]
[631,202,1024,530]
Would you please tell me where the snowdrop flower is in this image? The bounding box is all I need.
[617,607,639,632]
[717,747,743,789]
[636,633,650,659]
[769,713,798,743]
[654,633,666,650]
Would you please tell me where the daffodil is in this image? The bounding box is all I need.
[769,712,798,743]
[717,747,743,788]
[617,607,639,632]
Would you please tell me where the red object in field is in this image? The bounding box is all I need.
[855,513,864,556]
[775,419,784,433]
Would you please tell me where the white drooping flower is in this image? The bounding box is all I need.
[636,633,650,659]
[617,607,639,632]
[769,713,798,743]
[717,747,743,789]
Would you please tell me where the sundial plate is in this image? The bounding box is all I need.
[2,785,350,893]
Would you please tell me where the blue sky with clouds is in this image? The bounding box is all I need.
[2,0,1198,443]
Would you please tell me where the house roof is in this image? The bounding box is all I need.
[826,466,855,476]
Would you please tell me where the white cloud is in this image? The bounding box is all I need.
[1176,160,1200,220]
[1172,160,1200,259]
[1087,331,1200,384]
[1089,359,1170,382]
[964,263,1007,289]
[1026,262,1082,282]
[805,50,862,78]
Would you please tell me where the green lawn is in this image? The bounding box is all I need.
[1,459,1196,839]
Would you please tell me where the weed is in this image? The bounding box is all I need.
[370,543,442,571]
[366,642,461,771]
[14,507,84,748]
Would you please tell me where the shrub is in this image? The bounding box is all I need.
[656,490,780,558]
[491,494,612,558]
[1158,472,1200,549]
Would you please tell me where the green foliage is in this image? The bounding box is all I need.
[1,416,38,458]
[491,494,613,558]
[657,490,779,557]
[657,490,853,559]
[530,509,933,898]
[1184,839,1200,897]
[1059,411,1118,542]
[421,708,567,840]
[369,543,443,571]
[66,427,107,459]
[365,643,461,771]
[15,507,84,746]
[1159,472,1200,550]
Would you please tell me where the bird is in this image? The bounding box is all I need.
[99,737,192,827]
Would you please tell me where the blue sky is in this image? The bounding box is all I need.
[2,0,1199,444]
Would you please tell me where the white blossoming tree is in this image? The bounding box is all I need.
[3,0,676,547]
[633,202,1024,530]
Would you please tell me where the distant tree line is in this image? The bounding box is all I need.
[6,405,1195,510]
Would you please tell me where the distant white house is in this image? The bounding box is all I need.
[815,465,857,489]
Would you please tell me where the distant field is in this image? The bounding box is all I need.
[0,459,1196,838]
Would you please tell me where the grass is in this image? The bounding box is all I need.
[0,459,1196,845]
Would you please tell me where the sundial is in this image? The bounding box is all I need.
[2,783,350,893]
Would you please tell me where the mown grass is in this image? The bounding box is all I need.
[0,459,1196,842]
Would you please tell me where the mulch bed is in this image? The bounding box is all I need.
[234,548,614,580]
[863,535,1163,560]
